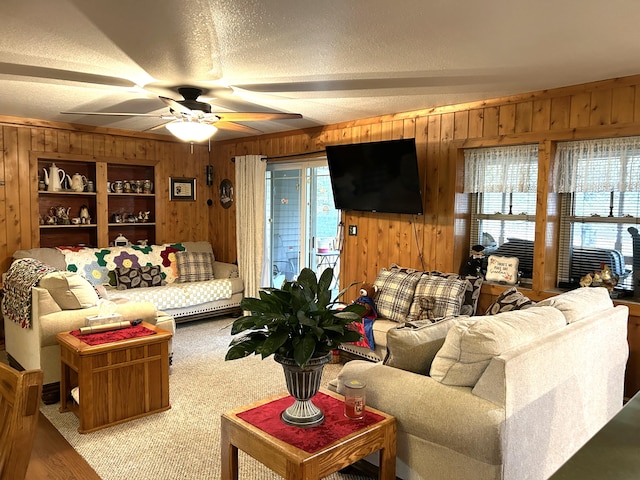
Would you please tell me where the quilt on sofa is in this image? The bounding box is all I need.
[58,243,188,285]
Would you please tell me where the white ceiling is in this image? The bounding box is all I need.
[2,0,640,141]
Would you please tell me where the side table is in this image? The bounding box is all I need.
[221,389,396,480]
[57,321,171,433]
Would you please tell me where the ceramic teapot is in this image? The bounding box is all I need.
[70,173,87,192]
[43,163,65,192]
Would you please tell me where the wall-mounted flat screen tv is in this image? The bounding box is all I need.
[325,138,423,215]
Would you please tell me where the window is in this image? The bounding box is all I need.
[555,137,640,296]
[464,144,538,279]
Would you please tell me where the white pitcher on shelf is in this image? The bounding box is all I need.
[43,163,65,192]
[70,173,87,192]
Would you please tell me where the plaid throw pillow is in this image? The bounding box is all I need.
[428,271,483,316]
[176,251,215,283]
[373,268,422,322]
[408,275,466,319]
[115,266,165,290]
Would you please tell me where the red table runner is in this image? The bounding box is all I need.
[70,324,156,345]
[236,391,385,453]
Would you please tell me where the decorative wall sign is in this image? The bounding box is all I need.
[170,177,196,201]
[485,255,519,284]
[220,178,234,209]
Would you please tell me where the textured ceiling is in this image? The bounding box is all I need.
[2,0,640,141]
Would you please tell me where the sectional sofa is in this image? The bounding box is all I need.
[330,286,629,480]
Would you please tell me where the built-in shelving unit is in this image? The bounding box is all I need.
[34,155,158,248]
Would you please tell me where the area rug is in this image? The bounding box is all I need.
[39,318,375,480]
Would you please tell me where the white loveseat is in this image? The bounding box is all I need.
[330,287,629,480]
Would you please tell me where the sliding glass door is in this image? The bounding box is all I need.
[264,159,340,294]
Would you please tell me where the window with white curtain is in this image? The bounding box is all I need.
[554,137,640,296]
[464,144,538,279]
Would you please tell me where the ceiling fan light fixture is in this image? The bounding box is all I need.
[166,120,218,142]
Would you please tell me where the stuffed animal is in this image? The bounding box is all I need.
[355,283,378,318]
[461,244,485,276]
[351,283,378,350]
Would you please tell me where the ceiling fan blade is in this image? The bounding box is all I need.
[61,111,171,118]
[235,74,504,93]
[159,96,193,115]
[0,62,136,88]
[211,112,302,122]
[214,121,263,135]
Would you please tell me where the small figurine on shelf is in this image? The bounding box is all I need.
[137,210,150,223]
[79,205,90,224]
[114,234,130,247]
[461,244,486,276]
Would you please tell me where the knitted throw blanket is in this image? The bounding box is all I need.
[1,258,57,328]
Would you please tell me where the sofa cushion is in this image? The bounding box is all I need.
[176,251,215,283]
[39,271,99,309]
[115,266,165,290]
[408,275,467,320]
[536,286,613,324]
[373,268,422,322]
[384,316,468,375]
[485,286,534,315]
[430,306,566,387]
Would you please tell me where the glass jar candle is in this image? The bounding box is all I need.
[344,379,366,419]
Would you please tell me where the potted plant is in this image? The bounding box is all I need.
[225,267,365,426]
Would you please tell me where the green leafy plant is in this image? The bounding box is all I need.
[225,267,366,367]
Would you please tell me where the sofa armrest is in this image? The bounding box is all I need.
[333,361,503,464]
[213,261,239,279]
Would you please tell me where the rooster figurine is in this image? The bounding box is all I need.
[600,264,619,292]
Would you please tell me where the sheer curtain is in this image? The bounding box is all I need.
[235,155,266,299]
[554,136,640,192]
[464,144,539,193]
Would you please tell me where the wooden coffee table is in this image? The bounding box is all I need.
[220,389,396,480]
[57,322,171,433]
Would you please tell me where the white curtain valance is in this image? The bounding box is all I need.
[554,136,640,193]
[464,144,539,193]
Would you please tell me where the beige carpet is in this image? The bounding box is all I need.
[39,318,375,479]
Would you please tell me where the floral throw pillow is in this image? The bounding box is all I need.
[115,265,165,290]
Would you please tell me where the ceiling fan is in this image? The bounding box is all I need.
[61,87,303,142]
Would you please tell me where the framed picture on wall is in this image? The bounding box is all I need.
[170,177,196,201]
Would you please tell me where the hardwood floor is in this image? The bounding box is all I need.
[25,412,101,480]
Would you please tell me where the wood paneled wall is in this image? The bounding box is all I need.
[210,74,640,397]
[0,117,214,274]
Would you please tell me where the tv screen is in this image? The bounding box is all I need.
[325,138,423,215]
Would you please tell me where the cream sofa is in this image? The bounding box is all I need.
[3,241,243,403]
[10,241,244,322]
[4,292,175,403]
[330,287,629,480]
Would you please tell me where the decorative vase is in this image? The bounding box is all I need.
[274,352,331,427]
